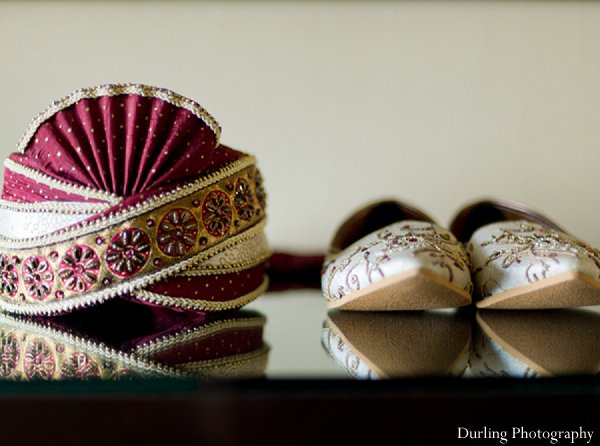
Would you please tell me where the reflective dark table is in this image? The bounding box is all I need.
[1,270,599,445]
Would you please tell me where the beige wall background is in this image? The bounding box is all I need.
[1,1,599,252]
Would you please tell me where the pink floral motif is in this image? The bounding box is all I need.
[202,190,233,237]
[61,352,101,379]
[0,254,18,297]
[22,256,54,301]
[157,208,199,257]
[105,228,151,277]
[24,338,55,380]
[59,245,100,292]
[1,333,20,378]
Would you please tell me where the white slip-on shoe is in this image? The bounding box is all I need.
[321,200,473,311]
[450,198,600,309]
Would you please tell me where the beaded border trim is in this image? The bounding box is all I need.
[181,252,272,276]
[0,199,112,215]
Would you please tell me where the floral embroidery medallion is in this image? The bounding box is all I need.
[106,228,151,277]
[24,338,55,380]
[202,190,233,237]
[59,245,101,292]
[157,208,199,257]
[234,178,255,221]
[61,352,101,379]
[22,256,53,301]
[0,254,19,297]
[0,332,20,378]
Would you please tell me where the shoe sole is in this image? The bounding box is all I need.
[476,271,600,309]
[326,268,472,311]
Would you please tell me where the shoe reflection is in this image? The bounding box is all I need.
[321,311,471,379]
[469,309,600,377]
[0,299,268,380]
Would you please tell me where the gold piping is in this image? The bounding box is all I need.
[0,220,266,316]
